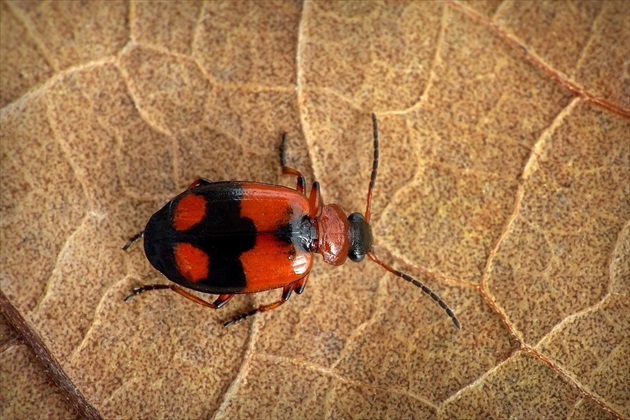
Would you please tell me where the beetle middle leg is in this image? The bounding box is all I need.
[186,177,213,190]
[125,283,233,309]
[279,133,306,193]
[223,283,296,327]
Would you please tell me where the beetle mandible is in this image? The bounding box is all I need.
[123,114,460,329]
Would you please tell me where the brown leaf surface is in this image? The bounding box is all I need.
[0,312,75,418]
[1,1,628,418]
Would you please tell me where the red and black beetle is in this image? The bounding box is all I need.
[124,114,460,329]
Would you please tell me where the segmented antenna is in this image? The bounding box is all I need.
[364,112,379,223]
[365,113,461,330]
[369,253,461,329]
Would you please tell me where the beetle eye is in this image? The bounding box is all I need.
[347,212,372,263]
[349,248,365,262]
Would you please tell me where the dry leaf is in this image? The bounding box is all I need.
[1,1,628,419]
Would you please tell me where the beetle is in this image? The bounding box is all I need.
[123,114,460,329]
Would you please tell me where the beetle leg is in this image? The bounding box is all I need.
[124,283,170,301]
[224,284,294,327]
[122,231,144,250]
[186,177,213,190]
[170,286,234,309]
[124,283,233,309]
[293,275,309,294]
[308,182,322,217]
[279,133,306,194]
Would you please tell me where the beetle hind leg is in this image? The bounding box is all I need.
[224,283,295,327]
[124,283,169,301]
[122,232,144,250]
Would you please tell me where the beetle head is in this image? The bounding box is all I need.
[347,212,373,262]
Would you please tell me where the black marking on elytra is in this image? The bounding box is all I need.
[143,182,256,294]
[276,224,293,244]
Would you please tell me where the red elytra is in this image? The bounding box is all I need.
[124,114,460,329]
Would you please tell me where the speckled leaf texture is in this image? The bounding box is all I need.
[1,1,628,419]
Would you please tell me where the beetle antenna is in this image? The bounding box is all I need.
[364,112,379,223]
[367,253,461,329]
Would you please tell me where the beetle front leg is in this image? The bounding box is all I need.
[308,182,322,217]
[279,133,306,194]
[224,284,294,327]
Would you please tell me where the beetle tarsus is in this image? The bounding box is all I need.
[124,287,143,302]
[223,310,257,327]
[124,284,170,302]
[122,232,144,251]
